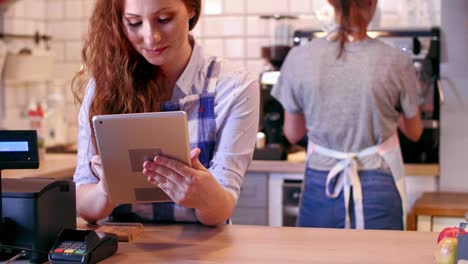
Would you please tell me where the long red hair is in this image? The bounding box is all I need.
[72,0,202,152]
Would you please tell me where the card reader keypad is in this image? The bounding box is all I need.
[53,241,87,255]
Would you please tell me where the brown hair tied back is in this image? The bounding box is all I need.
[337,0,351,59]
[329,0,369,59]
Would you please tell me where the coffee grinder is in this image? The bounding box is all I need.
[255,15,297,160]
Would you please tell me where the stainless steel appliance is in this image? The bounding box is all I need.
[282,180,302,227]
[254,15,298,161]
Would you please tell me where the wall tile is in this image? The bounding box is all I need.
[47,0,64,20]
[3,107,29,129]
[380,13,401,29]
[64,40,83,62]
[204,0,223,15]
[290,0,313,13]
[8,19,28,35]
[65,0,84,19]
[203,17,225,36]
[65,122,78,143]
[203,38,224,57]
[2,18,13,33]
[379,0,400,13]
[246,16,269,36]
[224,38,244,58]
[311,0,330,11]
[293,16,320,30]
[25,0,46,20]
[246,38,268,58]
[47,20,84,40]
[222,17,244,36]
[49,41,65,62]
[34,21,47,35]
[4,5,16,18]
[64,81,76,105]
[5,87,18,108]
[52,62,82,83]
[26,82,49,103]
[247,0,289,14]
[83,0,95,19]
[15,86,30,108]
[8,0,26,17]
[224,0,245,14]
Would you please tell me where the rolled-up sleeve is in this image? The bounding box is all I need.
[73,79,98,188]
[210,70,260,201]
[398,55,420,118]
[271,47,303,114]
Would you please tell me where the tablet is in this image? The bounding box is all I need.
[92,111,191,205]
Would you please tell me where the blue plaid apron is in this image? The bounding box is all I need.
[110,57,220,223]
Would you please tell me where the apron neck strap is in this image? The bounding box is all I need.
[202,57,220,94]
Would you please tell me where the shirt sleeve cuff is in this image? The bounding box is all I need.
[403,105,419,118]
[224,187,239,202]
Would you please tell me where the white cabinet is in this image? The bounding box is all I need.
[268,172,303,227]
[231,172,269,225]
[416,216,466,232]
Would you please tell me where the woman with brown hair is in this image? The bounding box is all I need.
[73,0,259,226]
[272,0,423,230]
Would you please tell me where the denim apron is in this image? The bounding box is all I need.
[110,57,220,222]
[298,132,407,230]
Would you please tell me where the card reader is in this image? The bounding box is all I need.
[48,229,118,264]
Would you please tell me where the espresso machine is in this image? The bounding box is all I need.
[397,28,441,163]
[254,15,299,160]
[292,27,441,164]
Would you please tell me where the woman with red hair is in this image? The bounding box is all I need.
[73,0,259,226]
[272,0,423,230]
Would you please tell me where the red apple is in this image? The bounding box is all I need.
[437,227,467,243]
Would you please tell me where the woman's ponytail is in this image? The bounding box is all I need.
[337,0,352,58]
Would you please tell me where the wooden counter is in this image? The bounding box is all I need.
[100,224,438,264]
[407,192,468,231]
[1,153,438,180]
[248,160,440,176]
[410,192,468,217]
[2,153,77,180]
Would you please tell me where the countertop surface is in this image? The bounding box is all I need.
[97,223,438,264]
[411,192,468,217]
[248,159,440,176]
[2,153,77,179]
[407,191,468,230]
[2,153,439,179]
[249,150,439,176]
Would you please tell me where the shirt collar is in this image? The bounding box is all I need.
[175,36,205,96]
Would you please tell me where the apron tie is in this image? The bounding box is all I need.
[309,143,380,229]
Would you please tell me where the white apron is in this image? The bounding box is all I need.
[307,132,407,229]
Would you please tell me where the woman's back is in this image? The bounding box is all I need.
[272,37,420,170]
[273,0,422,230]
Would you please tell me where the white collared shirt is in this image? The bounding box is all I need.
[73,39,260,202]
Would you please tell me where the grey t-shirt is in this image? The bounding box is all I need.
[271,37,420,171]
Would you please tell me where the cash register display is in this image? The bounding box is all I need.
[0,130,38,169]
[0,141,29,152]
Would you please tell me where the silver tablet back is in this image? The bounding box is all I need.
[92,111,191,205]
